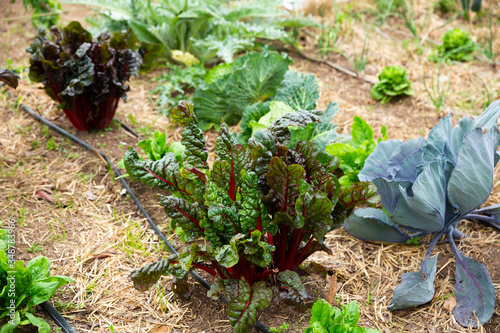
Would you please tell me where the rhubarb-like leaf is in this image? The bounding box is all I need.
[158,195,205,241]
[265,157,305,211]
[388,255,438,311]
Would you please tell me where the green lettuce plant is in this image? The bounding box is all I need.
[305,299,380,333]
[370,66,414,104]
[0,230,73,332]
[326,117,387,188]
[430,28,475,62]
[123,100,378,333]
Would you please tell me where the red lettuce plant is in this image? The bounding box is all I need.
[124,100,378,332]
[26,21,142,131]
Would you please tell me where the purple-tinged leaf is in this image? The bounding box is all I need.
[337,181,380,211]
[270,110,321,146]
[392,159,447,233]
[371,178,411,215]
[358,140,403,181]
[388,255,438,311]
[300,262,328,278]
[344,208,411,243]
[421,114,456,166]
[239,171,271,233]
[452,253,495,327]
[0,69,19,89]
[277,270,311,303]
[158,195,205,241]
[448,128,500,215]
[296,185,334,240]
[171,99,194,125]
[265,157,305,211]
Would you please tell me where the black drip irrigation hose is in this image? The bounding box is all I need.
[18,102,271,333]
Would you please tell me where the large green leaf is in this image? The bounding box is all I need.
[239,171,271,233]
[273,71,319,111]
[27,276,73,308]
[295,183,334,240]
[277,270,311,303]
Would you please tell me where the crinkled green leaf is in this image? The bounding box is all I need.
[270,110,321,146]
[295,183,334,240]
[239,102,271,145]
[338,181,380,211]
[273,70,319,111]
[205,62,234,85]
[250,101,295,137]
[371,66,413,103]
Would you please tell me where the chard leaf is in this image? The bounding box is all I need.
[172,101,208,170]
[277,270,311,303]
[0,69,19,89]
[452,252,495,327]
[344,208,411,243]
[215,122,250,200]
[158,195,205,241]
[239,171,271,233]
[392,159,447,233]
[297,240,332,264]
[337,181,379,211]
[288,101,339,150]
[273,70,319,111]
[130,258,173,292]
[265,157,305,211]
[388,255,438,311]
[295,184,334,240]
[221,278,272,332]
[448,128,500,215]
[124,147,197,199]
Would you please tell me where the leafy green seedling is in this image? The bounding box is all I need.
[430,28,475,62]
[326,117,387,188]
[371,66,414,103]
[304,299,380,332]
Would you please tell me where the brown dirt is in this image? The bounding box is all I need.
[1,0,500,332]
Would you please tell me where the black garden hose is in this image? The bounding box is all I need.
[17,102,271,333]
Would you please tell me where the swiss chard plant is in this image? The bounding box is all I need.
[430,28,475,62]
[305,299,380,333]
[26,21,142,131]
[344,100,500,328]
[370,66,414,104]
[124,100,378,333]
[0,230,73,332]
[0,69,19,89]
[237,67,339,150]
[326,117,387,188]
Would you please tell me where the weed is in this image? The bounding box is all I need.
[42,125,50,137]
[31,139,40,150]
[475,14,496,69]
[270,322,290,333]
[27,243,44,253]
[46,137,57,151]
[351,21,371,74]
[77,171,95,185]
[401,0,434,40]
[364,281,379,306]
[423,61,451,115]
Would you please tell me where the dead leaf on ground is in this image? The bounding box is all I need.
[443,295,456,313]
